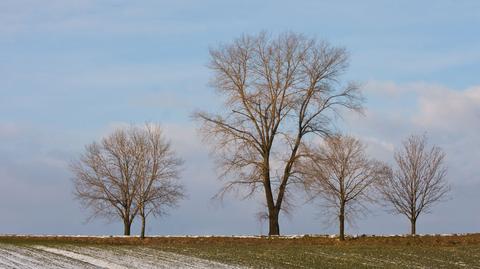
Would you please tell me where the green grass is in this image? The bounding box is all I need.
[153,240,480,268]
[1,234,480,268]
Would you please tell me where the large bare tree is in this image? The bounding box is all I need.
[195,32,362,235]
[302,135,389,240]
[134,124,185,239]
[71,124,185,236]
[379,134,450,235]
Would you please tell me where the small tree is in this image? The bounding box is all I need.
[71,124,185,236]
[134,124,185,239]
[302,135,388,240]
[71,128,140,235]
[379,134,450,235]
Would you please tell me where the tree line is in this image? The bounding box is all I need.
[71,32,450,239]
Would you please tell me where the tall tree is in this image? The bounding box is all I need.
[302,135,389,240]
[195,32,362,235]
[379,134,450,235]
[134,124,185,239]
[71,124,185,236]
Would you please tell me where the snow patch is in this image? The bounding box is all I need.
[35,246,128,269]
[0,244,246,269]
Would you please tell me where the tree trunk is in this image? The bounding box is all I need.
[268,207,280,236]
[123,219,132,236]
[339,203,345,240]
[410,218,416,235]
[263,161,280,236]
[140,214,146,239]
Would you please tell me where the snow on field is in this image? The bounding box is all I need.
[0,233,473,239]
[0,244,245,269]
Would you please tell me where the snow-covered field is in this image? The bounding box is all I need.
[0,243,245,269]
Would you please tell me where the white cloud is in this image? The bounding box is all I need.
[345,81,480,186]
[414,86,480,130]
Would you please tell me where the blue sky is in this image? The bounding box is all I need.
[0,0,479,236]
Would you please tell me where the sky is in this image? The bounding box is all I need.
[0,0,479,236]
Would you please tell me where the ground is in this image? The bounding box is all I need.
[0,234,479,268]
[0,243,241,269]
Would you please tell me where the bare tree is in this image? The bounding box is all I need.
[301,135,389,240]
[71,128,140,235]
[195,32,362,235]
[379,134,450,235]
[134,124,185,239]
[71,124,185,236]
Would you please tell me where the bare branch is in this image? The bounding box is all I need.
[71,124,185,237]
[378,134,450,235]
[195,32,363,235]
[300,135,387,240]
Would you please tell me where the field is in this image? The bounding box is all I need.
[0,234,480,268]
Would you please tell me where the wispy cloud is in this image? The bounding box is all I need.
[0,1,211,36]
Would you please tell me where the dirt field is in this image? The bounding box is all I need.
[1,234,480,268]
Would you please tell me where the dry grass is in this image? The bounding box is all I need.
[1,233,480,246]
